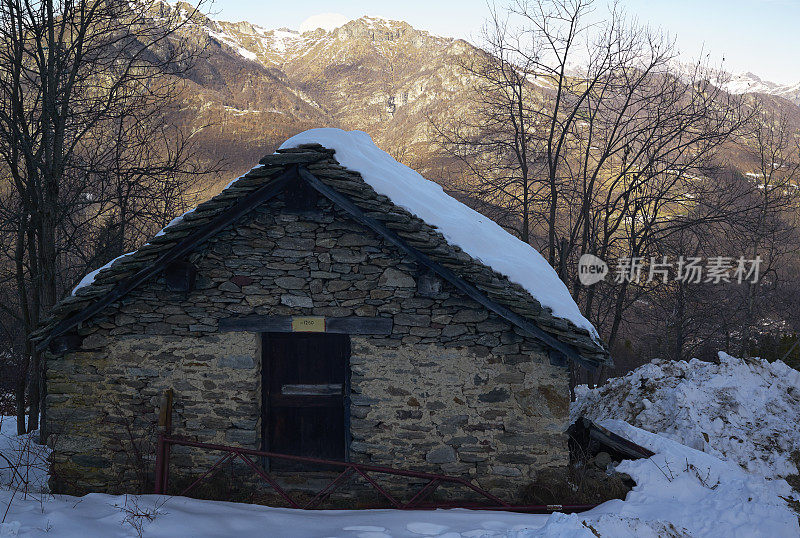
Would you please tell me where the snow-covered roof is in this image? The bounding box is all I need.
[280,129,597,338]
[36,129,607,364]
[71,252,134,295]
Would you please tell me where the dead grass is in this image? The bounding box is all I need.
[520,465,633,506]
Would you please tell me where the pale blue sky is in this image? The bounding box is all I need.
[210,0,799,84]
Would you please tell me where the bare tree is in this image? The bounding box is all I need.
[0,0,214,433]
[733,105,800,355]
[434,0,753,364]
[431,6,544,242]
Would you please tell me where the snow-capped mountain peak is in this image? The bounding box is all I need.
[722,71,800,104]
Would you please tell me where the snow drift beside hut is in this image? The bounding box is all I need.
[573,352,800,479]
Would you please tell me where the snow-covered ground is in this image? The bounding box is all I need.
[1,418,795,536]
[2,352,799,536]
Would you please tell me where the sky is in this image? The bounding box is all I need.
[210,0,800,85]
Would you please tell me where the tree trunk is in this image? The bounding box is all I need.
[608,281,629,349]
[15,373,26,435]
[674,281,685,362]
[27,350,41,431]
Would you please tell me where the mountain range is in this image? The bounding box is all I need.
[158,3,799,190]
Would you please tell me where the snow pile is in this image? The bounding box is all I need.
[280,128,597,338]
[0,484,598,537]
[585,420,799,537]
[573,352,800,479]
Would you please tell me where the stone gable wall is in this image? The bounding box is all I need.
[45,193,569,499]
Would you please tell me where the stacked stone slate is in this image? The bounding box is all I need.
[33,144,608,366]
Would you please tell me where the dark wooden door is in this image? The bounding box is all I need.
[262,333,349,468]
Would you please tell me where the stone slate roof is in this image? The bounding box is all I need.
[33,144,610,366]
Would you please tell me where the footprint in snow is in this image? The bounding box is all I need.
[342,525,391,538]
[406,522,450,535]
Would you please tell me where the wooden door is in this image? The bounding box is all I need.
[262,333,350,468]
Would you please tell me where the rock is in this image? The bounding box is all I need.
[338,233,373,246]
[458,449,489,462]
[491,465,522,477]
[441,325,468,337]
[442,414,469,426]
[225,428,257,446]
[144,322,172,335]
[452,309,488,323]
[280,294,313,308]
[426,445,457,464]
[331,249,366,263]
[275,276,306,289]
[245,295,274,307]
[378,267,415,288]
[441,462,472,474]
[189,324,216,332]
[478,388,510,403]
[217,355,255,369]
[218,281,240,293]
[394,313,431,327]
[327,280,351,292]
[81,334,107,350]
[594,451,613,470]
[276,237,315,250]
[231,275,254,286]
[164,314,196,325]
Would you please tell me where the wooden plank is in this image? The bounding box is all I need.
[219,315,393,335]
[158,389,174,433]
[39,167,299,351]
[297,167,599,370]
[224,316,292,332]
[281,384,342,396]
[586,419,655,459]
[327,317,393,335]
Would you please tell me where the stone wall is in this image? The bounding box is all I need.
[45,192,570,499]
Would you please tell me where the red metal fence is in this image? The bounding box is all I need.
[153,434,597,513]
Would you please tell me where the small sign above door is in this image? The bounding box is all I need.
[291,316,326,332]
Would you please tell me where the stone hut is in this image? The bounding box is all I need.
[34,129,609,499]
